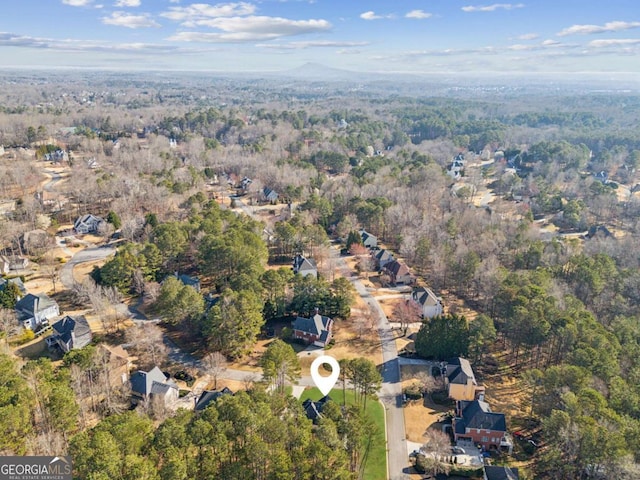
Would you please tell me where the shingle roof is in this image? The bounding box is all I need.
[292,313,331,336]
[302,395,331,421]
[195,387,233,411]
[15,293,58,319]
[458,400,506,432]
[412,287,440,307]
[293,255,317,274]
[446,357,477,386]
[484,466,519,480]
[52,315,92,351]
[131,366,176,397]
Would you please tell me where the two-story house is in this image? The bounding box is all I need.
[453,399,513,453]
[292,311,333,347]
[15,293,60,330]
[445,357,485,401]
[293,254,318,279]
[411,287,444,319]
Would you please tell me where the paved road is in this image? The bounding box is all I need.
[332,247,409,479]
[59,245,116,290]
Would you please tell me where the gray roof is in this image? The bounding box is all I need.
[412,287,441,308]
[292,313,332,339]
[131,366,177,397]
[360,229,377,246]
[374,249,394,262]
[302,395,331,421]
[446,357,476,386]
[293,255,317,274]
[177,274,200,289]
[15,293,58,319]
[484,466,519,480]
[195,387,233,411]
[0,277,26,295]
[458,400,506,432]
[52,315,92,351]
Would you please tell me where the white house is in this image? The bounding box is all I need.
[293,254,318,278]
[411,287,444,318]
[15,293,60,330]
[73,214,105,234]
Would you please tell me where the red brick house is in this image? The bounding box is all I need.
[292,312,333,347]
[453,400,513,453]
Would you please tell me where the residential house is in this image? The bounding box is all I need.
[0,255,29,272]
[411,287,444,319]
[15,293,60,330]
[292,311,333,347]
[372,249,394,271]
[384,260,414,285]
[484,466,519,480]
[48,315,92,353]
[302,395,332,423]
[96,344,132,387]
[73,214,105,235]
[195,387,233,412]
[359,229,377,249]
[130,366,179,406]
[292,254,318,278]
[262,187,278,203]
[453,399,512,453]
[445,357,484,401]
[174,273,201,293]
[0,276,26,298]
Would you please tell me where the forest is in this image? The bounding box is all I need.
[1,70,640,479]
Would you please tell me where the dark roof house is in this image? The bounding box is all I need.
[484,466,519,480]
[292,312,333,347]
[49,315,92,353]
[384,260,414,285]
[195,387,233,411]
[130,366,179,406]
[302,395,331,422]
[411,287,443,318]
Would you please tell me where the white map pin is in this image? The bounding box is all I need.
[310,355,340,396]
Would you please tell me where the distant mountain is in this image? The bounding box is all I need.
[277,62,365,81]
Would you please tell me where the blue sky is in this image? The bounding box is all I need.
[1,0,640,73]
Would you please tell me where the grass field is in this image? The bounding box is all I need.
[300,387,387,480]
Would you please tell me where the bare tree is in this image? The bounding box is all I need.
[125,323,168,369]
[0,308,19,348]
[392,298,422,335]
[41,252,60,294]
[202,351,228,390]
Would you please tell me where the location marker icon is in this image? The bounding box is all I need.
[310,355,340,396]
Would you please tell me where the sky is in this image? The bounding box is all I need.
[1,0,640,74]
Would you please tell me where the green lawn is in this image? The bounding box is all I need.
[300,387,387,480]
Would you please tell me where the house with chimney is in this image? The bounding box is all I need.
[292,311,333,347]
[15,293,59,330]
[411,287,444,319]
[453,399,513,453]
[47,315,92,353]
[445,357,485,401]
[293,254,318,278]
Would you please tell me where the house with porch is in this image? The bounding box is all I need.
[48,315,92,353]
[15,293,60,330]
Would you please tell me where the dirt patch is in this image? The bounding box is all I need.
[73,259,109,283]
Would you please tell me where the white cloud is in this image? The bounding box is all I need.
[102,12,161,28]
[558,21,640,36]
[256,40,369,49]
[589,38,640,47]
[462,3,524,12]
[168,16,330,42]
[359,11,394,20]
[161,2,256,22]
[405,10,432,19]
[114,0,141,6]
[62,0,93,6]
[518,33,538,40]
[0,32,192,54]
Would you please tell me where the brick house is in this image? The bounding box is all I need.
[453,400,513,453]
[292,312,333,347]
